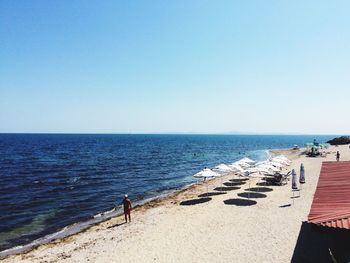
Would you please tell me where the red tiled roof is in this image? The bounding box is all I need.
[308,161,350,229]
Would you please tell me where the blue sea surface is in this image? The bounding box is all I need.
[0,134,333,253]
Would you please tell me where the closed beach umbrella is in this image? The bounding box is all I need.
[291,169,297,189]
[299,163,305,190]
[291,169,298,204]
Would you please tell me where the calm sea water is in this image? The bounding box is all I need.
[0,134,333,253]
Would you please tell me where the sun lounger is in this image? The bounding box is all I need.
[271,171,291,186]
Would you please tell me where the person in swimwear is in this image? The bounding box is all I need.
[122,194,132,223]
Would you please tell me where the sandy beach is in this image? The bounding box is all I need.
[2,145,349,263]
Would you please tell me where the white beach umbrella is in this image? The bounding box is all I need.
[273,156,291,164]
[238,157,256,164]
[213,164,234,175]
[276,155,290,161]
[193,168,221,196]
[193,168,220,179]
[228,163,245,174]
[269,161,284,168]
[245,167,271,175]
[272,158,290,166]
[233,161,251,169]
[256,164,280,172]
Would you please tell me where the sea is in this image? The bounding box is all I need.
[0,134,334,256]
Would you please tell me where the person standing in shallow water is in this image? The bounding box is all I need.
[122,194,132,223]
[336,151,340,161]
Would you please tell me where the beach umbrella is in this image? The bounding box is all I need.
[233,161,251,169]
[272,158,290,166]
[299,163,305,190]
[245,167,272,175]
[193,168,221,196]
[238,157,256,165]
[291,169,297,189]
[269,161,284,168]
[212,164,233,185]
[273,155,291,164]
[255,164,279,173]
[228,163,245,174]
[291,169,297,204]
[213,164,234,175]
[193,168,220,179]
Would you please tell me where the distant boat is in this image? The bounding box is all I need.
[293,144,299,150]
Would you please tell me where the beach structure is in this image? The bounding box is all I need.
[308,161,350,229]
[305,142,331,157]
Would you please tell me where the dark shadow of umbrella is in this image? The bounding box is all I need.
[223,198,257,206]
[198,192,227,197]
[291,222,350,263]
[279,204,292,208]
[180,197,211,206]
[256,182,276,187]
[214,186,240,191]
[223,182,245,187]
[237,192,267,198]
[245,187,273,192]
[229,178,249,182]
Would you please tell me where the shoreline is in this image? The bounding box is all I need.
[3,145,345,262]
[0,181,199,259]
[0,148,277,259]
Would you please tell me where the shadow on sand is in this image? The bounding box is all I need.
[214,186,240,192]
[279,204,292,208]
[291,222,350,263]
[198,192,227,198]
[229,178,249,182]
[245,187,273,192]
[180,197,211,206]
[223,198,257,206]
[256,182,275,187]
[107,222,126,229]
[237,192,267,199]
[223,182,245,187]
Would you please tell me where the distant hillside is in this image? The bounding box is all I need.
[327,136,350,145]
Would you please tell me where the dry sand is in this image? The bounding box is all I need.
[2,145,350,263]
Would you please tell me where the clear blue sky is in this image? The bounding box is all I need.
[1,1,349,134]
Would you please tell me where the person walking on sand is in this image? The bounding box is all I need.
[122,194,132,223]
[336,151,340,162]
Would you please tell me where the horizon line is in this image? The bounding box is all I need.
[0,132,344,136]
